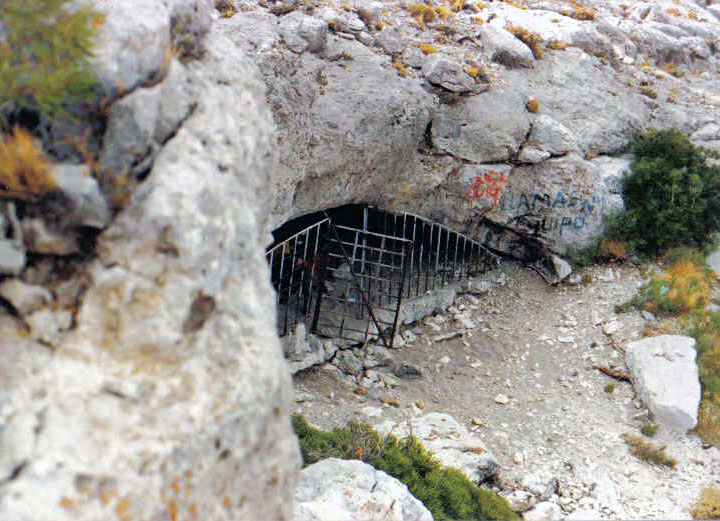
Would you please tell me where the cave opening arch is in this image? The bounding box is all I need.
[266,204,499,348]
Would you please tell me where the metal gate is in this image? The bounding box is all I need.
[266,206,499,347]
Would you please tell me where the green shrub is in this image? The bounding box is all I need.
[640,423,658,437]
[605,129,720,256]
[0,0,102,125]
[291,414,519,521]
[604,383,615,394]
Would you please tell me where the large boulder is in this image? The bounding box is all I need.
[625,335,701,433]
[0,20,299,521]
[294,458,433,521]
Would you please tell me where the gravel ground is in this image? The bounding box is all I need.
[293,261,720,519]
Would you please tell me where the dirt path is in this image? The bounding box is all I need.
[293,261,720,519]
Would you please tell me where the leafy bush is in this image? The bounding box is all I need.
[606,129,720,256]
[689,485,720,520]
[0,0,102,125]
[291,414,518,521]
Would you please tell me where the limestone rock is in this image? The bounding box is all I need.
[423,54,476,93]
[0,279,52,317]
[479,24,535,68]
[282,324,330,374]
[295,458,433,521]
[51,164,111,229]
[0,24,299,521]
[522,501,563,521]
[504,490,536,512]
[278,11,328,54]
[551,255,572,281]
[25,309,73,346]
[377,412,500,484]
[0,241,26,276]
[625,335,701,433]
[22,218,80,255]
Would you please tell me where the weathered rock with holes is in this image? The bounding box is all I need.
[625,335,701,433]
[0,18,299,521]
[377,412,500,484]
[294,458,433,521]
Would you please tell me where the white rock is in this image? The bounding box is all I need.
[505,490,535,512]
[523,501,563,521]
[603,321,620,336]
[625,335,701,433]
[439,355,451,364]
[295,459,433,521]
[565,508,602,520]
[359,406,383,418]
[0,279,52,317]
[495,394,510,405]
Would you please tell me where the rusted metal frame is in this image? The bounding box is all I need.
[389,241,410,348]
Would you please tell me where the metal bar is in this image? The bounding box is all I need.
[390,242,410,348]
[266,217,331,256]
[333,224,412,243]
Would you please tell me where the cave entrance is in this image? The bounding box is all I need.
[266,205,498,347]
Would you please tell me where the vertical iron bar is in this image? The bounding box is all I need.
[390,242,410,348]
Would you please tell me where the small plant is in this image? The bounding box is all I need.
[0,0,103,125]
[571,2,596,20]
[526,97,540,113]
[546,40,568,50]
[604,383,615,394]
[215,0,237,18]
[621,249,714,315]
[408,4,436,25]
[622,433,677,468]
[661,61,684,78]
[0,126,56,199]
[640,423,658,437]
[452,0,466,11]
[435,4,454,20]
[690,485,720,520]
[506,25,544,59]
[418,42,438,55]
[355,7,375,29]
[598,239,629,262]
[464,66,480,77]
[666,7,682,16]
[639,85,658,99]
[393,61,408,77]
[291,414,519,521]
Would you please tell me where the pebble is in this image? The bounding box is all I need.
[494,394,510,405]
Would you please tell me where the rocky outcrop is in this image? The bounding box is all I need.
[625,335,701,433]
[216,0,720,257]
[294,458,433,521]
[0,3,299,520]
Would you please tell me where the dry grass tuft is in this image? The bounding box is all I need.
[419,42,438,54]
[408,4,436,25]
[435,4,453,20]
[546,40,568,50]
[451,0,466,11]
[571,2,596,20]
[526,97,539,113]
[622,433,677,468]
[506,25,544,59]
[0,126,55,199]
[689,485,720,520]
[393,61,408,77]
[661,62,684,78]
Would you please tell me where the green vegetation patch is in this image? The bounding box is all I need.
[291,414,518,521]
[622,433,677,468]
[605,129,720,257]
[0,0,103,125]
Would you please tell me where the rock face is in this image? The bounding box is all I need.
[377,412,499,484]
[294,458,433,521]
[215,0,720,257]
[0,3,299,520]
[625,335,701,433]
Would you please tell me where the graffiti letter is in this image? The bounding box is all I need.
[552,192,566,209]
